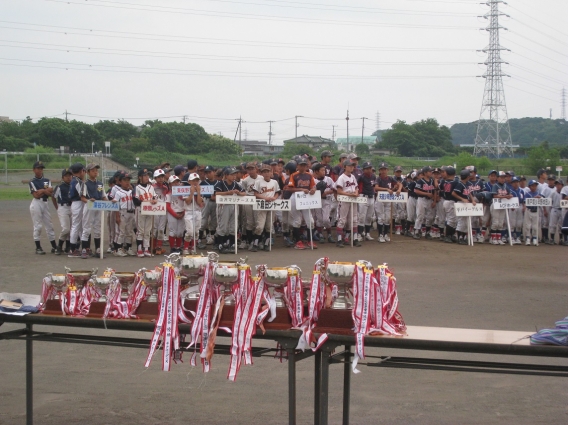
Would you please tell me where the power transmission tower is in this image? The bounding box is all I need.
[268,121,274,145]
[375,112,380,132]
[562,88,566,120]
[473,0,513,159]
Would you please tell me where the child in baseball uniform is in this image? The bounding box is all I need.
[29,161,57,255]
[287,157,317,250]
[547,180,564,245]
[199,166,218,246]
[134,168,157,257]
[452,169,476,245]
[112,173,135,256]
[490,171,513,245]
[356,162,376,242]
[250,165,281,252]
[213,167,245,254]
[79,163,107,259]
[51,168,73,255]
[68,163,86,257]
[508,177,525,245]
[182,172,204,254]
[241,163,261,248]
[335,159,360,248]
[165,175,185,253]
[152,169,168,255]
[374,162,402,243]
[413,166,436,240]
[312,163,335,244]
[523,180,542,246]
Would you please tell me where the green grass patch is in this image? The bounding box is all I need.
[0,186,32,201]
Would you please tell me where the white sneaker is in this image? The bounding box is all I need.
[106,246,113,254]
[525,238,531,246]
[497,238,505,245]
[258,241,264,250]
[379,235,386,243]
[365,233,374,241]
[532,238,538,246]
[490,238,498,245]
[182,249,190,255]
[395,228,401,235]
[514,238,521,245]
[384,234,391,242]
[206,235,214,245]
[476,235,484,244]
[238,241,248,249]
[127,248,136,256]
[144,250,152,257]
[115,248,128,257]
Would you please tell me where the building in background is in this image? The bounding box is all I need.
[239,140,284,156]
[335,135,378,152]
[283,135,336,151]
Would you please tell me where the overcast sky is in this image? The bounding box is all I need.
[2,0,567,144]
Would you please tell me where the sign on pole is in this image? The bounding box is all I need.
[525,198,552,207]
[140,201,167,215]
[88,200,120,211]
[171,185,214,196]
[216,195,256,205]
[492,197,520,210]
[561,200,568,209]
[454,203,484,217]
[336,195,368,204]
[253,199,291,211]
[376,192,408,203]
[294,192,322,210]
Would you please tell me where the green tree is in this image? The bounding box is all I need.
[36,118,74,149]
[355,143,370,157]
[281,142,315,159]
[523,143,561,174]
[93,120,139,142]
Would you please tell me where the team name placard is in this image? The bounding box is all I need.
[171,185,214,196]
[376,192,408,203]
[216,195,256,205]
[294,192,322,210]
[253,199,291,211]
[336,195,368,204]
[140,201,167,215]
[88,200,120,211]
[454,203,484,217]
[492,197,520,209]
[525,198,552,207]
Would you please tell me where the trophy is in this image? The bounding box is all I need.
[46,273,67,300]
[67,267,98,291]
[214,261,240,305]
[326,261,355,309]
[180,254,209,299]
[264,267,294,308]
[94,268,116,302]
[113,272,136,299]
[143,267,162,302]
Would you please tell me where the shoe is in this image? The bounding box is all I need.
[238,241,248,250]
[306,241,318,249]
[284,237,295,247]
[395,228,401,235]
[319,236,326,244]
[144,250,152,257]
[206,235,214,245]
[532,238,538,246]
[294,241,306,250]
[196,241,206,250]
[384,234,391,242]
[445,236,453,244]
[477,235,484,244]
[425,233,433,240]
[312,233,321,242]
[182,249,190,255]
[365,233,374,241]
[413,233,421,240]
[336,240,345,248]
[378,235,385,243]
[115,248,128,257]
[81,249,89,259]
[53,248,62,255]
[68,249,80,258]
[35,247,46,255]
[127,248,137,256]
[107,246,113,254]
[258,241,264,250]
[137,250,145,258]
[497,238,505,245]
[458,239,467,245]
[327,235,334,244]
[353,239,362,247]
[250,244,258,252]
[525,238,531,246]
[264,243,270,252]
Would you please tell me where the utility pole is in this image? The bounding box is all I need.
[295,115,303,140]
[233,117,243,146]
[183,115,187,124]
[550,109,553,119]
[244,129,248,141]
[361,117,368,145]
[65,110,68,122]
[375,111,380,132]
[474,0,513,158]
[346,109,350,151]
[562,87,566,120]
[268,121,274,145]
[332,125,336,141]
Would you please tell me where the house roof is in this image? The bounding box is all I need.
[335,136,378,145]
[283,135,335,145]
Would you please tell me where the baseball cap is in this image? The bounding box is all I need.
[347,153,360,160]
[519,175,527,181]
[137,168,150,177]
[339,153,348,159]
[511,177,520,183]
[61,168,72,177]
[187,159,198,170]
[320,150,334,158]
[260,164,271,172]
[120,173,132,180]
[528,179,538,186]
[224,167,238,175]
[547,175,556,180]
[446,166,456,176]
[173,165,186,176]
[361,161,372,169]
[497,171,506,177]
[555,179,564,185]
[269,158,278,165]
[86,163,100,171]
[153,168,166,178]
[488,170,497,175]
[422,166,433,173]
[70,162,85,174]
[343,159,355,167]
[297,157,308,165]
[168,175,180,184]
[411,171,418,179]
[245,162,257,169]
[278,158,285,164]
[433,167,441,173]
[33,161,45,169]
[459,169,470,179]
[378,162,389,169]
[394,166,403,172]
[507,170,515,177]
[188,172,200,181]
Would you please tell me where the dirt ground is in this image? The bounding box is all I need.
[0,199,566,425]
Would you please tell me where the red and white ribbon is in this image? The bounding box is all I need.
[40,275,56,311]
[60,274,83,316]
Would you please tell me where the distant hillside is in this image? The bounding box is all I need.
[450,118,568,148]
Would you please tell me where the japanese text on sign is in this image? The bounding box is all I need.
[560,200,568,209]
[492,197,520,210]
[140,201,167,215]
[525,198,552,207]
[216,195,256,205]
[454,203,483,217]
[88,200,119,211]
[336,195,368,204]
[171,185,214,196]
[376,192,408,203]
[294,191,322,210]
[253,199,291,211]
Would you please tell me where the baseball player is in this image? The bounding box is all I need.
[468,168,484,242]
[165,175,185,253]
[508,177,525,245]
[281,161,297,247]
[413,166,436,240]
[250,165,281,252]
[213,167,245,254]
[51,168,73,255]
[67,163,86,258]
[374,162,402,243]
[182,172,204,254]
[199,165,218,245]
[405,171,419,237]
[240,162,261,249]
[481,170,498,242]
[112,173,136,256]
[335,159,360,248]
[392,166,407,235]
[134,168,157,257]
[287,157,317,250]
[356,161,376,241]
[440,166,458,243]
[452,169,476,245]
[312,163,335,243]
[430,167,443,239]
[547,179,564,245]
[523,180,541,246]
[152,169,168,255]
[79,163,107,259]
[490,171,513,245]
[29,160,57,255]
[540,175,556,244]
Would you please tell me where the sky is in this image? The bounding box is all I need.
[2,0,567,145]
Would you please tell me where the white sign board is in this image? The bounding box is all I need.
[556,166,562,172]
[336,195,368,204]
[140,201,167,215]
[294,192,322,210]
[525,197,552,207]
[253,199,291,211]
[492,197,520,210]
[376,192,408,203]
[560,200,568,209]
[454,203,484,217]
[171,185,214,196]
[216,195,256,205]
[88,200,119,211]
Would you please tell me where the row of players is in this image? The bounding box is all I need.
[28,152,568,256]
